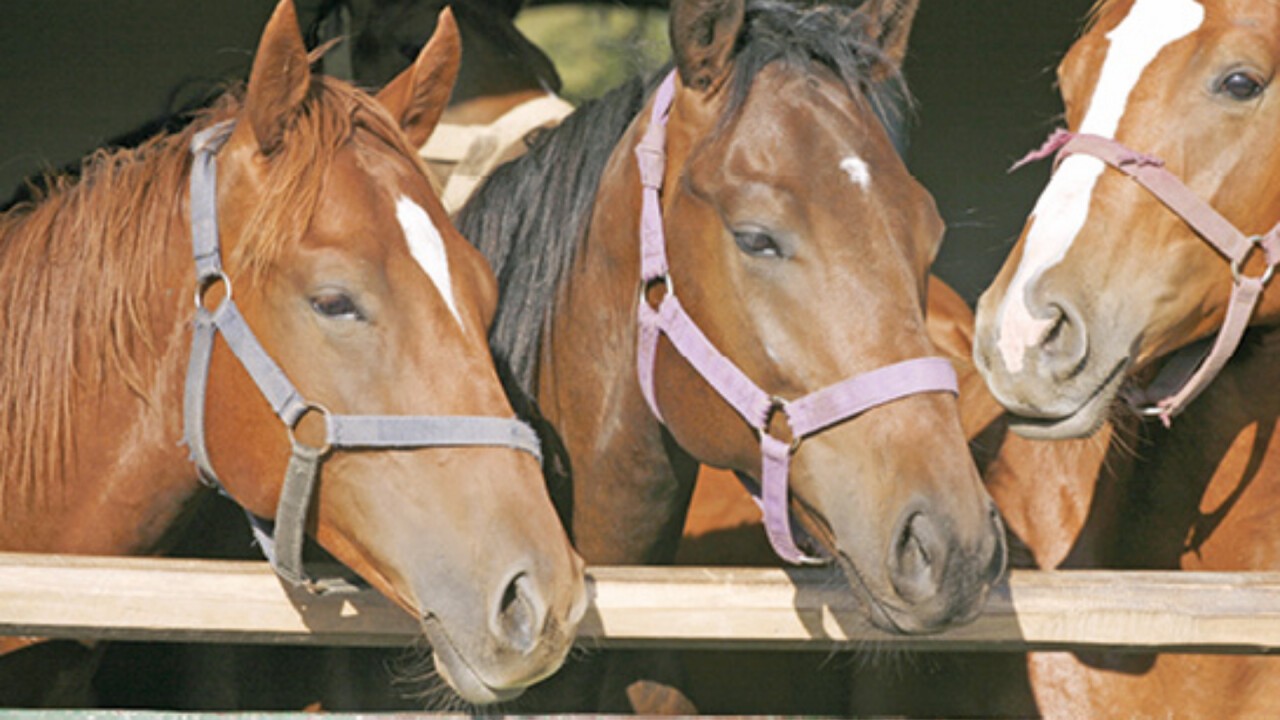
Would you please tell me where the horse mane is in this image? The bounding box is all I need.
[723,0,909,143]
[455,74,656,401]
[0,74,416,507]
[456,0,907,400]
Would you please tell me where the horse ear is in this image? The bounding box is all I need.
[245,0,312,155]
[670,0,745,94]
[862,0,921,74]
[376,7,462,149]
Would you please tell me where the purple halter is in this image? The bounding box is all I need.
[1013,130,1280,426]
[634,72,960,564]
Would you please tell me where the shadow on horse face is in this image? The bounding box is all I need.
[0,0,583,705]
[974,0,1280,439]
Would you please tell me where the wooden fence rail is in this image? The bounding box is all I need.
[2,553,1279,654]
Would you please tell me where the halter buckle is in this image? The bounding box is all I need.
[1231,236,1277,286]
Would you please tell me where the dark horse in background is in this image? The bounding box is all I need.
[309,0,573,211]
[458,0,1006,710]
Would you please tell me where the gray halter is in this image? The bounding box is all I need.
[184,120,542,593]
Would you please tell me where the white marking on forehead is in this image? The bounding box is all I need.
[395,195,462,327]
[840,155,871,190]
[996,0,1204,372]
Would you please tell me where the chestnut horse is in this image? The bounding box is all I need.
[965,0,1280,717]
[458,0,1005,708]
[973,0,1280,438]
[0,0,583,706]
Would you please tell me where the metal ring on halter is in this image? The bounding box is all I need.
[761,395,802,453]
[288,402,334,456]
[194,271,232,312]
[1137,403,1168,418]
[1231,236,1278,286]
[638,273,676,307]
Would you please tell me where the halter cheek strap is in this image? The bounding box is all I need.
[1013,129,1280,426]
[635,72,960,565]
[185,120,542,593]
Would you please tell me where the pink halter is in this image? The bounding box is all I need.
[635,72,960,564]
[1014,129,1280,426]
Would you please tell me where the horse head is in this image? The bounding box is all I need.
[632,0,1004,633]
[974,0,1280,438]
[199,1,583,702]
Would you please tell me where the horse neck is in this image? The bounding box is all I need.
[0,152,202,555]
[983,416,1141,570]
[536,116,699,565]
[992,324,1280,573]
[1113,324,1280,571]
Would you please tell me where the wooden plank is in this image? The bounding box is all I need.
[1,553,1280,652]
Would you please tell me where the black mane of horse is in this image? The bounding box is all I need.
[456,0,906,402]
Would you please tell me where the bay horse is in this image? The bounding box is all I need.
[962,0,1280,716]
[458,0,1006,708]
[0,0,584,706]
[310,0,573,212]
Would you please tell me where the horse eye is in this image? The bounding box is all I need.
[1218,71,1265,101]
[311,291,364,321]
[733,230,783,258]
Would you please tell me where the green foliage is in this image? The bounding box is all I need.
[517,5,670,103]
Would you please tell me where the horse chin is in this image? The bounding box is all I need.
[1005,359,1127,440]
[834,550,957,636]
[421,616,526,705]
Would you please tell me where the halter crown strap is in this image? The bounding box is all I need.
[184,120,541,593]
[1013,130,1280,425]
[635,72,959,564]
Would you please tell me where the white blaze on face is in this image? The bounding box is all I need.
[840,155,872,190]
[396,195,462,327]
[995,0,1204,372]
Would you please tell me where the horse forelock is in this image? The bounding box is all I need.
[231,76,423,283]
[724,0,911,146]
[1084,0,1121,33]
[0,74,419,508]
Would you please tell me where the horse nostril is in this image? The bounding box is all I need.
[890,510,946,605]
[1041,307,1067,348]
[987,504,1009,583]
[1037,302,1088,380]
[495,573,543,655]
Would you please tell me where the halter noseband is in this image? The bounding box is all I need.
[635,72,960,565]
[184,120,542,593]
[1013,129,1280,426]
